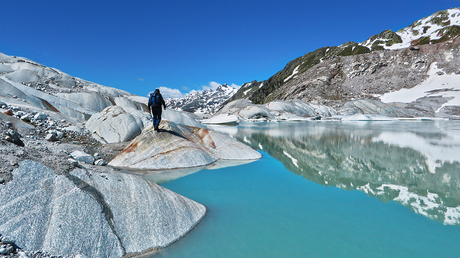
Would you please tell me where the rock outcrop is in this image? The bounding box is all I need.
[0,160,206,257]
[109,121,262,170]
[85,106,146,143]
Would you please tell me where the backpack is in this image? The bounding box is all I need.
[148,92,161,108]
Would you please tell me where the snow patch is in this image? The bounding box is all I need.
[284,65,301,82]
[283,151,299,168]
[377,184,460,225]
[380,62,460,110]
[372,130,460,174]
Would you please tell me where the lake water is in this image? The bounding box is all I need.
[145,120,460,258]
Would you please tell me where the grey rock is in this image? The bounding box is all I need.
[93,152,102,159]
[85,106,144,143]
[17,251,29,258]
[0,160,124,257]
[109,122,217,169]
[20,114,32,122]
[63,125,84,133]
[44,133,58,142]
[56,131,64,140]
[33,113,47,120]
[70,150,95,164]
[0,160,206,257]
[68,158,79,166]
[0,244,14,255]
[109,121,261,170]
[4,129,24,147]
[94,159,107,166]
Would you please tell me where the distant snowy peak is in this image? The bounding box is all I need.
[361,8,460,50]
[165,84,238,114]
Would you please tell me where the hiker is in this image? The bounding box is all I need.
[148,89,166,131]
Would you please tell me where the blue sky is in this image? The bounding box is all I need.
[1,0,459,98]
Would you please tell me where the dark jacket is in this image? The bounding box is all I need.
[148,92,166,111]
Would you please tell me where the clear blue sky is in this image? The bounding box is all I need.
[1,0,459,98]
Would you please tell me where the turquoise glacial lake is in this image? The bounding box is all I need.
[146,120,460,258]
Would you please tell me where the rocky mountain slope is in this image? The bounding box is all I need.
[165,84,237,115]
[226,8,460,118]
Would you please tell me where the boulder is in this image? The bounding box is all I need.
[33,112,47,120]
[45,133,58,142]
[0,160,206,257]
[109,121,261,170]
[3,129,24,147]
[70,150,95,164]
[86,106,144,143]
[3,109,13,116]
[94,159,107,166]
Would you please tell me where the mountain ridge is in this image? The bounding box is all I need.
[226,8,460,108]
[165,83,237,116]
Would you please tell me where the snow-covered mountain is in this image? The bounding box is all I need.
[360,8,460,50]
[165,84,237,115]
[224,8,460,119]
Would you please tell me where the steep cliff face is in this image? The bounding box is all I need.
[228,8,460,116]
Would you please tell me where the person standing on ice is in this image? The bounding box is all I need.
[148,89,166,131]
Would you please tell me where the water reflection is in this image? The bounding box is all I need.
[119,159,257,184]
[208,120,460,226]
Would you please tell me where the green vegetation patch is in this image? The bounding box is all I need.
[432,26,460,44]
[338,45,371,56]
[413,36,431,45]
[428,10,450,26]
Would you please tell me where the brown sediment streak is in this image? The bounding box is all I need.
[194,128,216,149]
[38,97,59,112]
[107,96,116,105]
[121,141,139,154]
[140,103,149,112]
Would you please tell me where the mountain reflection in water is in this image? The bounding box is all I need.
[208,120,460,226]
